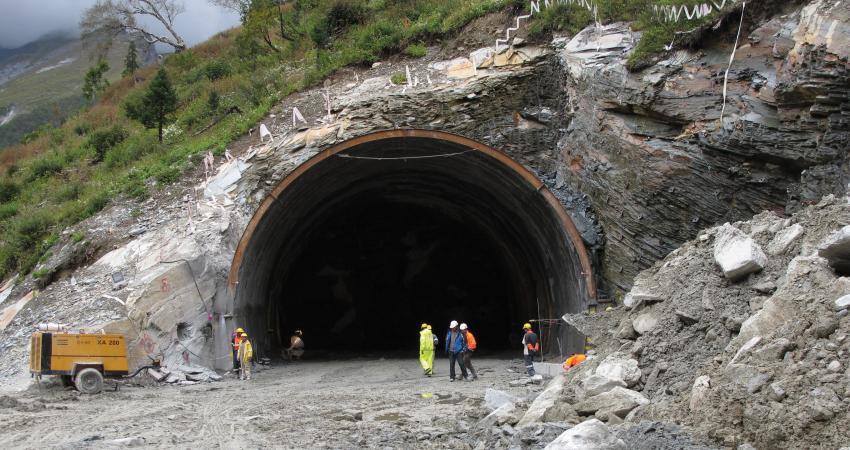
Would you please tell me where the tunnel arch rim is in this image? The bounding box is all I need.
[228,128,597,301]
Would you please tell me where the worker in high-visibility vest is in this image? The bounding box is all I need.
[231,327,244,371]
[460,323,478,380]
[419,323,435,376]
[521,323,539,376]
[237,332,253,380]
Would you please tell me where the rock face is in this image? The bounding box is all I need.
[557,2,850,292]
[544,419,626,450]
[713,224,768,280]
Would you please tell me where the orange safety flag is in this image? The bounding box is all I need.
[562,353,586,370]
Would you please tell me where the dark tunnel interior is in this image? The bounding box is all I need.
[231,132,592,359]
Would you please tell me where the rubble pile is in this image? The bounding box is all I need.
[547,195,850,448]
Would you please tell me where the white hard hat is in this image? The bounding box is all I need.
[449,320,459,328]
[459,323,468,330]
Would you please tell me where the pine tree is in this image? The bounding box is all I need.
[123,41,140,78]
[125,67,178,143]
[82,58,110,103]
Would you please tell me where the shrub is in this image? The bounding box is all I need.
[28,155,63,179]
[53,182,83,202]
[403,43,427,58]
[204,60,231,81]
[71,231,85,243]
[87,124,129,163]
[0,202,18,220]
[390,72,407,85]
[0,179,19,203]
[207,90,221,113]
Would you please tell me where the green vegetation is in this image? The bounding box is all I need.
[403,43,428,58]
[0,0,729,280]
[83,58,111,103]
[124,68,179,142]
[123,41,140,77]
[390,72,407,84]
[526,0,727,70]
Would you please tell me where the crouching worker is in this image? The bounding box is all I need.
[563,353,586,371]
[237,332,253,380]
[284,330,305,361]
[419,323,434,376]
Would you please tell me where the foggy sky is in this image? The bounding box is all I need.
[0,0,240,49]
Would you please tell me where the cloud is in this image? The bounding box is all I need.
[0,0,239,49]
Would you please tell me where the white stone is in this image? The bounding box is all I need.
[766,224,804,255]
[544,419,626,450]
[689,375,711,411]
[484,388,520,412]
[517,375,566,427]
[730,336,762,365]
[714,223,768,280]
[827,360,841,372]
[594,354,641,387]
[479,403,520,427]
[632,311,659,335]
[578,374,627,399]
[574,387,649,418]
[623,286,662,309]
[818,225,850,273]
[835,295,850,311]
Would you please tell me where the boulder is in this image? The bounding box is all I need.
[713,224,768,280]
[480,403,521,428]
[632,311,659,335]
[767,224,804,255]
[623,286,662,310]
[594,354,641,387]
[689,375,711,411]
[578,374,627,399]
[817,226,850,274]
[516,375,565,427]
[835,294,850,311]
[615,319,637,340]
[574,387,649,418]
[544,419,626,450]
[485,389,520,412]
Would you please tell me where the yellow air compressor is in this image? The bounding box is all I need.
[29,329,129,394]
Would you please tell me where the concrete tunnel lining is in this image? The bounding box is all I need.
[229,129,596,357]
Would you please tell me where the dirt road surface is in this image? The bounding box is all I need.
[0,357,542,449]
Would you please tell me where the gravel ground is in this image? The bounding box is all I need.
[0,357,544,449]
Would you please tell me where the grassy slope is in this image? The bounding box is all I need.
[0,38,133,148]
[0,0,732,281]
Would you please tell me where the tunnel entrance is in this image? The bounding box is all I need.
[229,130,595,359]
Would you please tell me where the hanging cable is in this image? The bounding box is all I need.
[720,1,747,123]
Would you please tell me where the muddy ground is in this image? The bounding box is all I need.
[0,357,543,449]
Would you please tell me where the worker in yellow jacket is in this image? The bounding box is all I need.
[237,332,253,380]
[419,323,434,376]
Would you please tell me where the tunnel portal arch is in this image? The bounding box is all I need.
[229,129,596,357]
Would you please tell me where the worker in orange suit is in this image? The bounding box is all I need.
[460,323,478,380]
[231,327,244,371]
[563,353,587,371]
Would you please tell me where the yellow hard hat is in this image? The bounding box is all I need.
[421,323,428,329]
[523,323,532,330]
[236,327,244,333]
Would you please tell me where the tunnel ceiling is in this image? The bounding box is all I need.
[230,130,596,353]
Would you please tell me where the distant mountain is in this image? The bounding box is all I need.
[0,32,157,148]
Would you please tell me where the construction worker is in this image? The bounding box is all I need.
[237,332,253,380]
[521,323,539,376]
[284,330,304,361]
[231,327,245,371]
[419,323,435,376]
[563,353,587,371]
[445,320,469,381]
[459,323,478,380]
